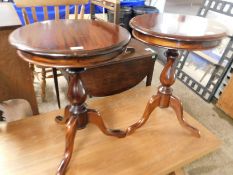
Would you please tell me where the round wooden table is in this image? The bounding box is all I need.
[128,13,227,137]
[9,19,131,175]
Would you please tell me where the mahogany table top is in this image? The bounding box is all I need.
[0,86,221,175]
[130,13,227,50]
[9,19,131,58]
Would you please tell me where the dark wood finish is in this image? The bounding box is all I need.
[124,50,200,137]
[13,0,88,105]
[17,49,127,68]
[130,13,227,50]
[128,13,227,137]
[9,19,131,175]
[56,71,127,174]
[0,86,221,175]
[53,68,61,108]
[0,3,38,115]
[9,19,131,58]
[80,39,155,97]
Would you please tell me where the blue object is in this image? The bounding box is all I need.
[120,0,145,7]
[14,5,75,25]
[14,0,145,25]
[14,3,103,25]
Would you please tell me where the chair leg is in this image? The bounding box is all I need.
[41,68,46,102]
[53,68,61,108]
[146,61,155,86]
[29,63,35,82]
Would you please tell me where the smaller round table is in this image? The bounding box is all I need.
[9,19,131,175]
[127,13,227,137]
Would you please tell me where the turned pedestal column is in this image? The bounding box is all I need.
[128,13,227,137]
[56,69,127,175]
[9,19,131,175]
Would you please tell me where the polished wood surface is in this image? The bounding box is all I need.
[129,13,227,138]
[54,39,156,174]
[0,86,221,175]
[130,13,227,50]
[80,39,156,96]
[56,71,127,174]
[17,48,126,68]
[0,3,38,115]
[9,18,130,175]
[13,0,88,104]
[9,20,131,58]
[123,49,200,137]
[217,76,233,119]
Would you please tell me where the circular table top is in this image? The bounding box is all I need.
[130,13,227,50]
[9,19,131,59]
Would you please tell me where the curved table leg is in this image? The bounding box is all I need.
[56,115,79,175]
[125,94,161,136]
[87,109,127,138]
[169,95,200,137]
[55,105,71,124]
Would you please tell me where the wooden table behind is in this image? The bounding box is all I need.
[217,76,233,118]
[0,86,221,175]
[0,3,38,114]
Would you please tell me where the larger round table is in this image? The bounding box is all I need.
[127,13,227,137]
[9,19,131,175]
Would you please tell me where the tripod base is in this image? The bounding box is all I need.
[125,92,201,137]
[56,107,127,175]
[124,49,200,138]
[56,48,201,174]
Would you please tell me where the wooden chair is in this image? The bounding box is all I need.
[90,0,120,24]
[13,0,88,108]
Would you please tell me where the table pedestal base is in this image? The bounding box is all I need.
[55,49,200,174]
[55,70,127,175]
[125,49,201,137]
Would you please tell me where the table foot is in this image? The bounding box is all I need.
[55,106,71,124]
[125,94,161,136]
[87,109,127,138]
[170,95,200,137]
[56,115,79,175]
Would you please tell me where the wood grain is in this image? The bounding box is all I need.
[130,13,227,50]
[9,20,131,58]
[0,86,221,175]
[13,0,88,104]
[0,3,38,115]
[13,0,89,7]
[217,76,233,118]
[169,169,185,175]
[79,39,155,96]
